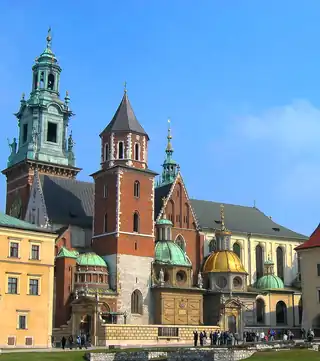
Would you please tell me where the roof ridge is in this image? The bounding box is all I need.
[190,198,255,209]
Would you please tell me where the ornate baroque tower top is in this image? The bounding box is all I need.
[4,28,79,177]
[157,119,179,187]
[99,85,150,170]
[215,205,232,251]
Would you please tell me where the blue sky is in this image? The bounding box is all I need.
[0,1,319,236]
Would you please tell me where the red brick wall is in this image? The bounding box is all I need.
[54,257,77,327]
[92,165,155,257]
[163,178,204,284]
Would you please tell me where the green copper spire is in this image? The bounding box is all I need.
[5,29,78,172]
[158,119,179,186]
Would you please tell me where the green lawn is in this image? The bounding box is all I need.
[1,348,320,361]
[250,349,320,360]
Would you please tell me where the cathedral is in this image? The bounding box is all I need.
[2,31,307,342]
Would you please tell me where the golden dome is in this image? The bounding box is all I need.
[203,250,247,273]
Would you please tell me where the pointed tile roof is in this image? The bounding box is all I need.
[100,92,149,138]
[295,223,320,251]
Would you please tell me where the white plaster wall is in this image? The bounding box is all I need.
[117,254,153,325]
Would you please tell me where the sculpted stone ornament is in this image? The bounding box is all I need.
[159,268,165,287]
[197,272,203,289]
[75,289,79,300]
[68,131,75,152]
[7,138,17,155]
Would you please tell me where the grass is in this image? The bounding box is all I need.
[250,349,320,360]
[1,348,320,361]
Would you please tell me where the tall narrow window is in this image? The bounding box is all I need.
[277,246,284,281]
[131,289,143,314]
[134,143,140,161]
[47,74,55,90]
[18,315,27,329]
[104,143,109,161]
[23,123,28,143]
[255,245,263,280]
[184,203,190,228]
[8,277,18,294]
[134,181,140,198]
[47,122,57,143]
[39,72,45,88]
[133,212,139,233]
[104,213,108,233]
[233,243,241,259]
[175,235,186,252]
[103,184,108,198]
[118,142,124,159]
[34,73,38,90]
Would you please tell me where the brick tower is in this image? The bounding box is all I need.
[91,88,157,324]
[2,29,80,219]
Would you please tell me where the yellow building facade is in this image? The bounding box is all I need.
[0,213,56,348]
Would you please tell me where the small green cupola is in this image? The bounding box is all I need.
[31,27,61,96]
[255,256,284,290]
[158,120,179,187]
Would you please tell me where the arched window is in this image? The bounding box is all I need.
[48,73,55,90]
[175,235,186,253]
[133,212,139,233]
[134,181,140,198]
[131,289,143,314]
[276,301,287,325]
[134,143,140,161]
[168,200,175,225]
[209,238,216,253]
[118,142,124,159]
[255,245,263,280]
[104,143,109,161]
[233,242,241,259]
[256,298,265,324]
[40,72,45,88]
[277,246,284,281]
[104,213,108,233]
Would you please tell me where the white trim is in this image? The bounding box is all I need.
[150,177,155,237]
[156,171,200,230]
[27,275,41,296]
[142,136,146,163]
[110,133,115,160]
[7,335,16,347]
[116,168,123,237]
[92,231,154,239]
[134,142,140,161]
[29,242,41,261]
[17,312,28,329]
[104,142,109,162]
[25,336,34,347]
[126,133,132,159]
[8,239,21,258]
[117,140,125,159]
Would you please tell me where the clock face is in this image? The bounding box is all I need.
[10,195,22,219]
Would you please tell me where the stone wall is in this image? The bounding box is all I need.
[98,324,219,344]
[87,348,255,361]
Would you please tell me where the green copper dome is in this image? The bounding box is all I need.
[77,253,108,268]
[156,218,173,225]
[256,275,284,290]
[155,241,191,266]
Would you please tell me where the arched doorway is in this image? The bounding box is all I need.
[79,314,92,336]
[256,298,265,324]
[276,301,287,325]
[227,315,237,333]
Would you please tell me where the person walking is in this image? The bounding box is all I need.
[61,336,66,350]
[193,330,199,347]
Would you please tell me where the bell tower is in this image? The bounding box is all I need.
[2,28,80,219]
[91,87,157,324]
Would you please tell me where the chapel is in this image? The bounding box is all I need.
[2,30,305,339]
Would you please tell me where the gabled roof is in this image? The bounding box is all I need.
[190,199,307,240]
[39,175,94,228]
[100,92,149,138]
[295,223,320,251]
[34,176,306,240]
[0,211,55,234]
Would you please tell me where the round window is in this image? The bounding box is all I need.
[176,270,187,284]
[216,276,227,289]
[233,276,242,288]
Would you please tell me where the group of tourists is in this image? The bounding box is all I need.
[193,328,317,347]
[193,330,240,346]
[60,333,91,349]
